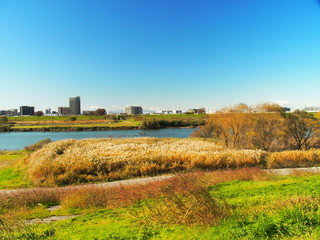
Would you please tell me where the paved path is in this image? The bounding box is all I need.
[0,175,173,195]
[1,167,320,195]
[25,215,79,225]
[266,166,320,175]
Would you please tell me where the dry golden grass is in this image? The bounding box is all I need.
[28,138,266,186]
[268,149,320,168]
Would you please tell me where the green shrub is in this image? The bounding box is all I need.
[24,138,52,152]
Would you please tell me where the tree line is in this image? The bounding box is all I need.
[191,104,320,151]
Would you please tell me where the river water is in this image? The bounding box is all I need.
[0,128,196,150]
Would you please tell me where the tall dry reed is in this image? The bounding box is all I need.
[28,138,266,186]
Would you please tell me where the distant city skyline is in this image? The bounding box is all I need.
[0,95,319,114]
[1,1,320,111]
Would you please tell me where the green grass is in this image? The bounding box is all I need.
[8,114,208,122]
[11,120,141,129]
[7,115,109,121]
[210,176,320,202]
[8,114,206,131]
[3,173,320,239]
[34,210,206,240]
[0,151,31,189]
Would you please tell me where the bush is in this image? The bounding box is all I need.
[128,175,229,226]
[0,125,11,132]
[0,116,8,123]
[140,119,161,129]
[24,138,52,152]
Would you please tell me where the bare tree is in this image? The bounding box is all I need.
[284,110,320,150]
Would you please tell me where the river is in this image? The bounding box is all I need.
[0,128,196,150]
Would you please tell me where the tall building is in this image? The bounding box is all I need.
[20,106,34,116]
[69,96,81,115]
[125,106,143,115]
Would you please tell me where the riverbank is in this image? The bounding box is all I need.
[9,124,140,132]
[1,114,208,132]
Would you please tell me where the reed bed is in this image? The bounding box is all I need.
[268,149,320,168]
[28,138,266,186]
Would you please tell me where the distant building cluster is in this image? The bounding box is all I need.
[304,107,320,112]
[0,109,18,116]
[0,107,34,116]
[57,96,81,116]
[155,110,183,114]
[0,96,81,117]
[2,96,303,118]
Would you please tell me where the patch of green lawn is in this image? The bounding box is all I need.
[0,151,31,189]
[209,175,320,205]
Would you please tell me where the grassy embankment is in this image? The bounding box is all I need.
[2,169,320,239]
[2,138,320,189]
[5,114,208,132]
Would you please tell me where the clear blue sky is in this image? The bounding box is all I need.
[1,0,320,112]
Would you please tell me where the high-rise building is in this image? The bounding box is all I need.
[69,96,81,115]
[125,106,143,115]
[20,106,34,116]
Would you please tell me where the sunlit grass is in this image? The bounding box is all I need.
[0,151,32,189]
[11,120,141,129]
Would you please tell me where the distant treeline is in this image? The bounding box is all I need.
[140,118,206,129]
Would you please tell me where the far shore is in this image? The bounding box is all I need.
[1,125,198,133]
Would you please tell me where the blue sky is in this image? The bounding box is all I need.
[1,0,320,112]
